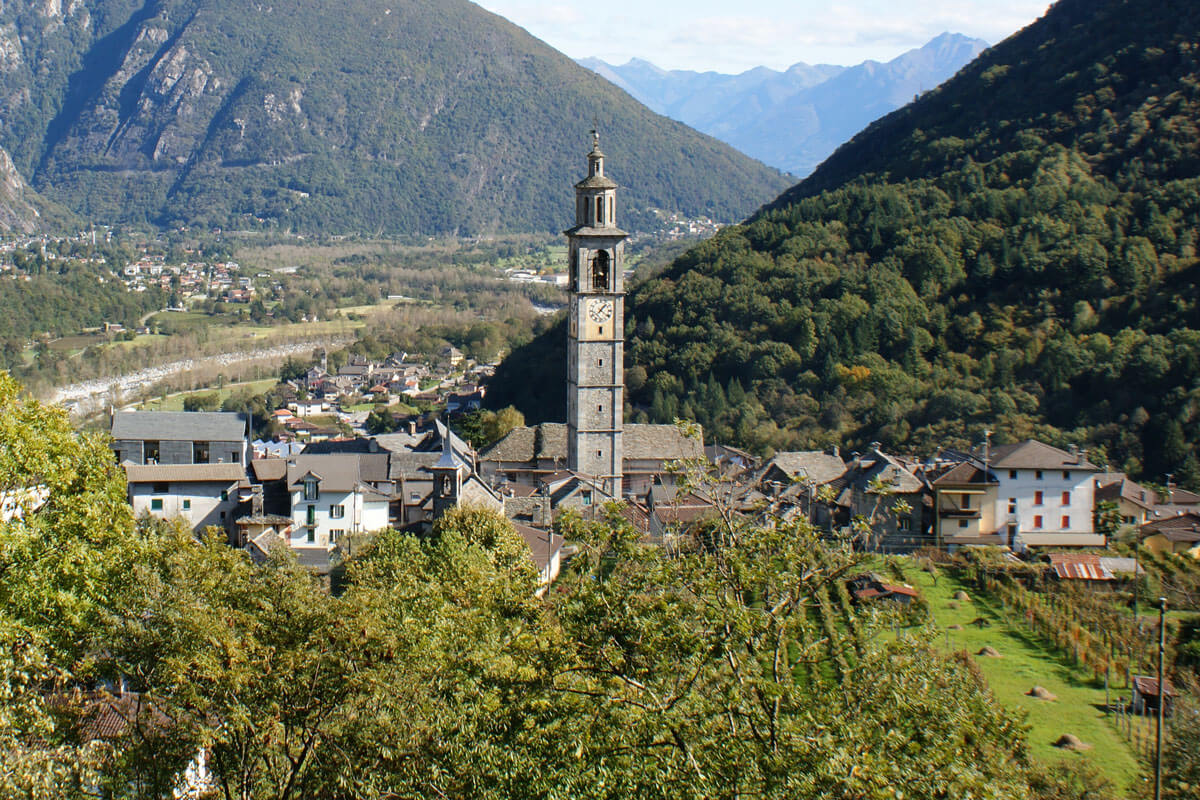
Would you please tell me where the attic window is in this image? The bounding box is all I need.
[303,480,319,501]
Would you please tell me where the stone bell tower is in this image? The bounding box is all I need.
[566,130,627,497]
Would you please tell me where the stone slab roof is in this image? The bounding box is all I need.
[989,440,1099,471]
[764,452,847,486]
[112,411,246,442]
[124,463,248,484]
[388,452,441,480]
[1095,478,1155,510]
[481,423,704,464]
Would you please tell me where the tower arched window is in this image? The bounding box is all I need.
[591,250,610,291]
[596,195,604,224]
[609,196,614,222]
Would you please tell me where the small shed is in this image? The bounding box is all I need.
[1131,675,1176,717]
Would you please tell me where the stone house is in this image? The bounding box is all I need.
[111,411,249,466]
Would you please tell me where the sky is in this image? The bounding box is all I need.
[474,0,1050,73]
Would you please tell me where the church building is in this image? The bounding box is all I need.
[481,132,704,498]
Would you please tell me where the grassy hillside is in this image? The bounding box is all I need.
[0,0,788,235]
[489,0,1200,487]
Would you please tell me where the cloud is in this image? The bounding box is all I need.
[475,0,1048,73]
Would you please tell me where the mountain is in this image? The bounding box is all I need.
[0,145,46,233]
[581,33,989,176]
[489,0,1200,486]
[0,0,788,235]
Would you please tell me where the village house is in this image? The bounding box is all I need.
[124,463,250,538]
[929,459,1001,548]
[1138,512,1200,557]
[284,454,392,559]
[988,440,1104,549]
[819,446,928,551]
[1094,472,1157,529]
[111,411,250,466]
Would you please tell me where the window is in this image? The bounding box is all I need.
[597,197,604,224]
[193,443,209,463]
[1033,515,1043,529]
[220,490,229,502]
[1035,470,1044,480]
[330,504,345,519]
[1034,491,1043,505]
[591,250,610,291]
[219,511,226,520]
[153,482,169,494]
[597,404,603,412]
[410,492,420,502]
[330,529,344,542]
[303,480,319,501]
[596,450,602,458]
[145,441,160,463]
[1009,469,1017,479]
[1061,515,1070,529]
[961,494,971,509]
[1008,498,1017,514]
[150,498,163,511]
[307,527,315,543]
[182,499,191,510]
[898,517,911,531]
[306,505,316,526]
[958,520,968,529]
[1061,491,1071,506]
[1062,470,1070,479]
[582,491,592,506]
[598,358,603,366]
[609,196,614,221]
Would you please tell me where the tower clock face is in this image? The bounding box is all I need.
[587,299,614,324]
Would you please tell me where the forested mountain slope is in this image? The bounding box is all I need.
[0,0,787,234]
[489,0,1200,486]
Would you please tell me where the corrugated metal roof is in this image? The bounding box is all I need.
[1052,561,1113,580]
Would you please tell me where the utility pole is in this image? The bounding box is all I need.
[1154,596,1167,800]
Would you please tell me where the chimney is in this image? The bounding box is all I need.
[826,445,840,459]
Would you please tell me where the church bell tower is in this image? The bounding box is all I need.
[566,130,627,497]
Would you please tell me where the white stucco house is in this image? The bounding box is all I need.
[124,463,249,537]
[989,440,1104,549]
[284,455,391,556]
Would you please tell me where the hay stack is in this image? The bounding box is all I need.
[954,591,971,602]
[1053,734,1092,751]
[977,646,1002,657]
[1028,686,1058,701]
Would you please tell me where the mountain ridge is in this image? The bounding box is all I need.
[580,33,989,176]
[0,0,788,235]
